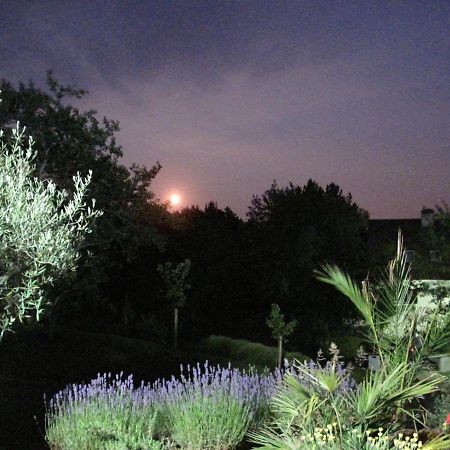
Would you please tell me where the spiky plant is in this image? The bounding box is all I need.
[316,232,449,390]
[249,233,450,449]
[316,231,449,435]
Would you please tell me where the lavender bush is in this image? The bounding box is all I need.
[46,363,283,450]
[153,362,283,449]
[45,372,162,450]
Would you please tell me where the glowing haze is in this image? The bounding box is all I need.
[1,0,449,218]
[170,193,181,207]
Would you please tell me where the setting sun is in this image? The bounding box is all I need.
[170,193,181,206]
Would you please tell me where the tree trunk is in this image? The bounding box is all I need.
[174,307,178,353]
[277,336,283,369]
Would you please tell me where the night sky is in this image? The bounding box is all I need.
[1,0,449,218]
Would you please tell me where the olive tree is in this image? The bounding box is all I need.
[0,120,102,338]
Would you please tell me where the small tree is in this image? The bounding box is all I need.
[157,259,190,352]
[0,120,102,338]
[266,303,297,368]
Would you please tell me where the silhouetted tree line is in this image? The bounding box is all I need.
[0,73,373,354]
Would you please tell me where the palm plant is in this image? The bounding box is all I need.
[249,233,450,449]
[316,232,449,395]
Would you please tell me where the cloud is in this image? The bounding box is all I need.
[77,47,449,217]
[1,0,449,217]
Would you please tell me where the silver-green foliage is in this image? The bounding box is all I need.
[164,392,252,450]
[46,389,162,450]
[46,364,277,450]
[0,121,102,337]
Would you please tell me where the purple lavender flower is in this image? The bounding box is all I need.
[45,360,355,449]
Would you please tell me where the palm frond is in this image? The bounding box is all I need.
[421,433,450,450]
[315,264,375,331]
[348,361,445,426]
[291,361,343,394]
[248,425,300,450]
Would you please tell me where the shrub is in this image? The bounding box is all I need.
[164,390,251,450]
[234,342,279,368]
[45,373,162,450]
[200,335,249,359]
[200,335,309,371]
[46,362,282,450]
[148,362,282,446]
[428,378,450,429]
